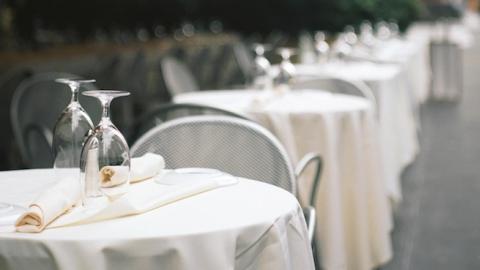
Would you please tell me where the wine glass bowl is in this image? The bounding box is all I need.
[80,90,131,204]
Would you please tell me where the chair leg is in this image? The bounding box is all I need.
[312,235,321,270]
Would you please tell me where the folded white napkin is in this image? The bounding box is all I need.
[50,177,226,228]
[100,153,165,187]
[15,177,81,233]
[15,165,238,232]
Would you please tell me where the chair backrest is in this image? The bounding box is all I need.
[129,102,250,143]
[10,72,99,168]
[131,115,296,194]
[232,42,255,83]
[160,56,199,96]
[291,76,378,111]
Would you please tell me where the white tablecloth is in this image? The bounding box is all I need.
[373,38,431,104]
[176,89,393,270]
[0,169,314,270]
[294,63,419,203]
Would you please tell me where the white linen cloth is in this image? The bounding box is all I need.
[0,169,314,270]
[407,21,474,49]
[294,63,419,203]
[15,177,81,233]
[372,38,431,105]
[15,153,167,232]
[51,177,227,228]
[406,21,472,101]
[129,153,165,182]
[176,89,393,270]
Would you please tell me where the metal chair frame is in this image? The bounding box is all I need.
[128,102,250,143]
[291,75,378,117]
[160,56,200,97]
[131,115,322,243]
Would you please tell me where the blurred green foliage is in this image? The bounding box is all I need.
[302,0,424,32]
[9,0,425,37]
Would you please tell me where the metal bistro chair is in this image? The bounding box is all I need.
[160,56,200,97]
[10,72,99,168]
[291,76,378,116]
[128,102,250,144]
[131,115,322,244]
[232,41,255,85]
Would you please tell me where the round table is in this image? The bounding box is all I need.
[0,169,314,270]
[294,63,420,203]
[176,89,393,270]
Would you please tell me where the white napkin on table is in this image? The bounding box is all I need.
[15,163,237,232]
[50,177,226,228]
[100,153,165,187]
[15,177,81,233]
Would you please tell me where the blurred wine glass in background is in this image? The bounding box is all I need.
[314,31,330,63]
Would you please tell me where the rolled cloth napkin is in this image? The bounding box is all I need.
[15,153,166,233]
[100,153,165,187]
[15,177,81,233]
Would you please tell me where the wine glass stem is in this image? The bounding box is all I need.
[69,82,80,103]
[100,97,112,122]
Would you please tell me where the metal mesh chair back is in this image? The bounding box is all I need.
[10,72,99,168]
[131,115,296,193]
[130,103,249,143]
[291,76,377,110]
[161,56,199,96]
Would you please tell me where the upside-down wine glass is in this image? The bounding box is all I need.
[330,33,353,61]
[252,43,272,89]
[360,21,376,48]
[274,47,296,87]
[314,31,329,63]
[376,21,392,41]
[80,90,131,205]
[344,25,358,46]
[53,79,95,180]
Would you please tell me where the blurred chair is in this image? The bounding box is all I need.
[186,46,212,88]
[160,56,199,96]
[10,72,99,168]
[206,44,244,89]
[94,53,122,88]
[129,102,249,143]
[291,76,378,113]
[0,68,34,169]
[232,42,255,84]
[130,115,322,245]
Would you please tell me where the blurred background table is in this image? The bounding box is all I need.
[176,89,393,270]
[294,62,419,203]
[0,169,314,270]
